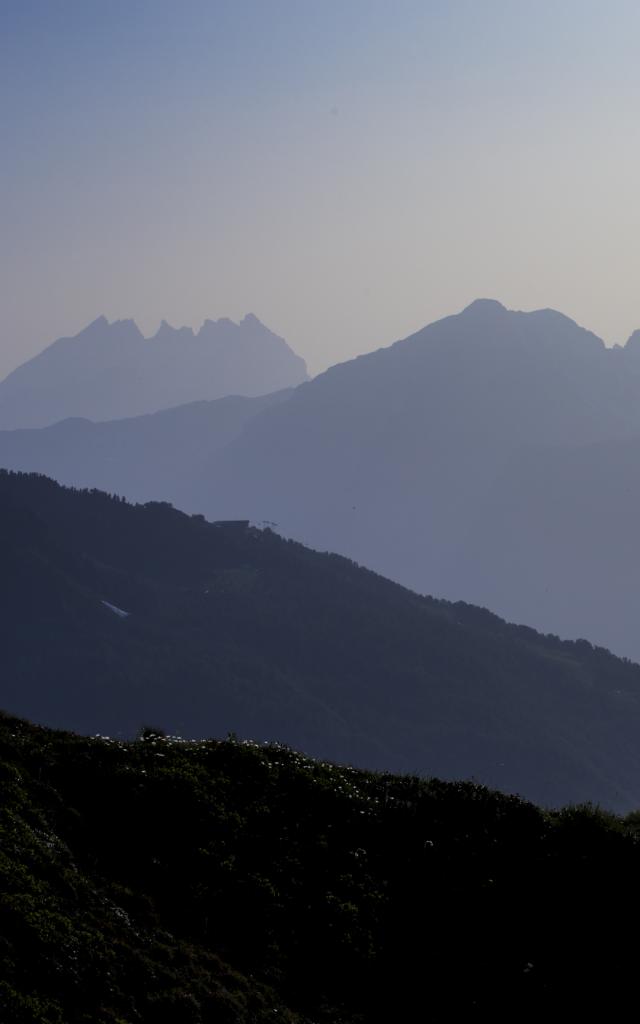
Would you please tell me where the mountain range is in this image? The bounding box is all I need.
[5,298,640,661]
[0,313,307,427]
[4,468,640,810]
[200,299,640,613]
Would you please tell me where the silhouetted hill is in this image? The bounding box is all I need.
[3,713,640,1021]
[0,389,291,504]
[4,469,640,810]
[0,314,307,428]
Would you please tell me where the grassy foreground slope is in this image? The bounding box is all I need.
[2,713,640,1022]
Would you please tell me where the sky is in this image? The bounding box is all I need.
[2,0,640,378]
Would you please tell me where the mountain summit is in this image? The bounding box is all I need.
[185,298,640,659]
[0,314,308,428]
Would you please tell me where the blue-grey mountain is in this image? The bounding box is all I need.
[197,299,640,659]
[0,389,290,504]
[0,314,307,428]
[5,299,640,662]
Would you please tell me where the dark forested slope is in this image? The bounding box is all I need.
[3,469,640,809]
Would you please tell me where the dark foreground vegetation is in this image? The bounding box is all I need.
[2,712,640,1022]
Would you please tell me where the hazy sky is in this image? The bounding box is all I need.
[2,0,640,379]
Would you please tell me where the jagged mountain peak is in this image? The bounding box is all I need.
[0,312,307,428]
[624,328,640,352]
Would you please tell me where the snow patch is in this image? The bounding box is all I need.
[101,600,130,619]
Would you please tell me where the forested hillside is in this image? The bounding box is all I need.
[4,470,640,809]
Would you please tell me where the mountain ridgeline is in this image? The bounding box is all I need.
[5,299,640,662]
[4,469,640,811]
[0,389,291,505]
[197,299,640,656]
[0,314,307,428]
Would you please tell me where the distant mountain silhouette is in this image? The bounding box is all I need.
[0,314,307,428]
[185,298,640,656]
[451,435,640,661]
[5,299,640,662]
[5,469,640,810]
[0,389,291,504]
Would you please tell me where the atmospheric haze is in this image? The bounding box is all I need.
[3,0,640,377]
